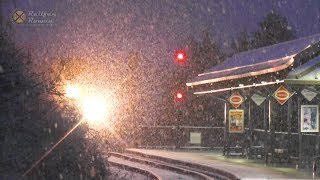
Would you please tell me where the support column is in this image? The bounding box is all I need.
[248,98,253,159]
[223,102,230,156]
[298,96,303,168]
[287,97,292,155]
[264,100,268,165]
[317,131,320,157]
[269,99,275,164]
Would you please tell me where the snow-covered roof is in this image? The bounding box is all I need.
[285,55,320,85]
[187,33,320,87]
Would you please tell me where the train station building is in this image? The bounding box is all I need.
[186,33,320,168]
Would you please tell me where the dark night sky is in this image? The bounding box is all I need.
[2,1,320,60]
[1,0,320,122]
[1,1,319,78]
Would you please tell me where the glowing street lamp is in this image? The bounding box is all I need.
[81,95,109,126]
[22,83,114,177]
[65,84,113,127]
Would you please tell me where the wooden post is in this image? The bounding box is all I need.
[264,100,268,165]
[298,96,303,168]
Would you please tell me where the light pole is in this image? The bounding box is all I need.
[22,84,111,178]
[22,120,84,177]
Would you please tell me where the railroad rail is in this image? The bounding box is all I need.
[107,150,239,180]
[108,160,161,180]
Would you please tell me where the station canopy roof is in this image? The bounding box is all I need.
[187,33,320,87]
[285,55,320,86]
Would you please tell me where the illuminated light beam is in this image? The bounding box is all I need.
[64,83,114,128]
[81,95,109,127]
[21,119,84,178]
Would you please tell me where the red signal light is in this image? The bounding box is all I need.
[175,92,184,100]
[175,50,186,63]
[177,53,184,60]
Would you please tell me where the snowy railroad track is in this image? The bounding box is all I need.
[108,154,195,179]
[108,160,161,180]
[107,152,216,180]
[124,150,238,180]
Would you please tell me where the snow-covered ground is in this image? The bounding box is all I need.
[128,149,313,179]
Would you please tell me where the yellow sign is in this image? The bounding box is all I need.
[229,109,244,133]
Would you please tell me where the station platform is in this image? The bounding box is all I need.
[127,148,314,179]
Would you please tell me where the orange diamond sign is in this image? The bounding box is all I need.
[273,85,292,105]
[228,92,244,108]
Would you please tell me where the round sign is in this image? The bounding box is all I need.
[12,10,27,24]
[230,96,243,104]
[273,85,292,105]
[229,92,244,108]
[275,90,290,100]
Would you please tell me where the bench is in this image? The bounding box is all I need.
[250,146,264,159]
[224,145,265,159]
[267,148,290,163]
[224,146,245,156]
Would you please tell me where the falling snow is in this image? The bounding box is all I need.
[1,0,320,179]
